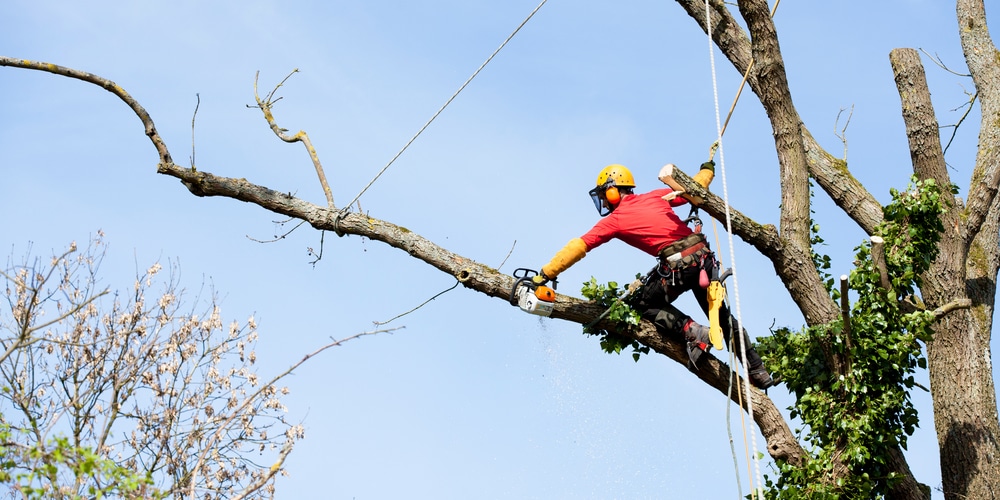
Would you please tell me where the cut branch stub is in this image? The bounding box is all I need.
[870,236,892,292]
[658,163,706,205]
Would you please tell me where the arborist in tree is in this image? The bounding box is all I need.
[532,162,776,389]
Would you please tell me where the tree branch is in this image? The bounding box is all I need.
[0,56,172,164]
[664,165,840,325]
[3,53,809,487]
[190,328,393,499]
[252,70,336,209]
[931,297,973,319]
[956,0,1000,247]
[672,1,883,236]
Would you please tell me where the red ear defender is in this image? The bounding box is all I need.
[605,186,620,206]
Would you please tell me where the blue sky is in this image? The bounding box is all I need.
[2,1,995,498]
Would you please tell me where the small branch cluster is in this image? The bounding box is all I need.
[0,235,301,499]
[252,70,335,210]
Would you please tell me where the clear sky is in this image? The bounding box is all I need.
[2,1,995,498]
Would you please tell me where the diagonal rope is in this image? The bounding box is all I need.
[339,0,548,215]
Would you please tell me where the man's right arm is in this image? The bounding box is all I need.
[540,237,588,281]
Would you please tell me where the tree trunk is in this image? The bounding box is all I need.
[891,41,1000,500]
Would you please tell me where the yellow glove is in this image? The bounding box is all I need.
[692,161,715,189]
[541,238,588,279]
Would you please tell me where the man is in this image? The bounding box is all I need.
[534,163,776,389]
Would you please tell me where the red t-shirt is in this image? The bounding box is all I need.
[580,188,693,256]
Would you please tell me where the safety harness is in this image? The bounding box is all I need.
[632,205,727,360]
[658,232,712,273]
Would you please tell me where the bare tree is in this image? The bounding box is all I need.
[1,0,998,498]
[0,234,302,498]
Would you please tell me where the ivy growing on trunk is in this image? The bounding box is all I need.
[758,176,952,498]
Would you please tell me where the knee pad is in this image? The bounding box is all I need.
[651,307,687,333]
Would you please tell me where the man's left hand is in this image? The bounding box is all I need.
[662,189,685,202]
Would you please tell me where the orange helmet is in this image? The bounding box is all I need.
[589,164,635,216]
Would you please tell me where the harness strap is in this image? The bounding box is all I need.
[658,233,711,272]
[658,233,706,260]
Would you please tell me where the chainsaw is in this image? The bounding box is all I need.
[509,268,556,317]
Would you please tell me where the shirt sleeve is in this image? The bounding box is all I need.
[669,191,689,207]
[580,217,618,250]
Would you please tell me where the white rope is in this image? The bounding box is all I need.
[340,0,548,214]
[703,1,764,497]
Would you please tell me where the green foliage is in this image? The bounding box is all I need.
[811,221,836,299]
[0,426,162,499]
[580,277,648,361]
[757,176,950,499]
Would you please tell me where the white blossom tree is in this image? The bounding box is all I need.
[0,234,315,498]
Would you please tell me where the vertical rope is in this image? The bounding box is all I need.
[703,1,764,497]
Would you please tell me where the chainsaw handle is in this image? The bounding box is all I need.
[512,267,557,289]
[719,268,732,282]
[512,268,537,280]
[509,276,530,306]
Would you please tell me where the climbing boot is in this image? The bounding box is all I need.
[748,365,777,390]
[684,321,712,371]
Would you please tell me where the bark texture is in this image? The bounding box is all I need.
[674,1,999,498]
[912,1,1000,498]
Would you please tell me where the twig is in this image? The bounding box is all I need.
[190,93,200,169]
[230,439,294,500]
[835,105,854,162]
[917,48,977,160]
[252,70,336,209]
[373,282,460,326]
[307,231,325,266]
[188,327,396,499]
[496,240,517,272]
[246,218,306,244]
[919,48,972,77]
[942,89,978,157]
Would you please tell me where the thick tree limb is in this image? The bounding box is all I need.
[676,0,847,326]
[887,4,1000,498]
[889,49,962,252]
[666,167,839,325]
[673,2,883,235]
[156,161,806,465]
[957,0,1000,247]
[802,129,884,235]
